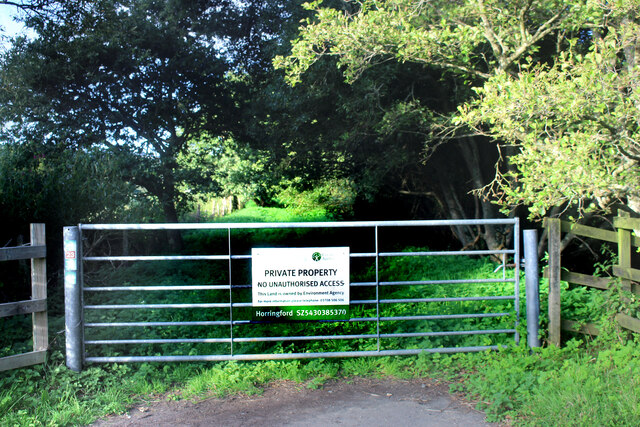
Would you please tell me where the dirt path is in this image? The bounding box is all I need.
[93,377,498,427]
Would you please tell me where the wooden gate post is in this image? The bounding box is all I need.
[31,224,48,353]
[616,210,633,292]
[546,218,562,347]
[0,223,48,371]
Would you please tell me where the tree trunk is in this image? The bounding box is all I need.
[428,138,507,251]
[458,139,505,250]
[162,197,183,252]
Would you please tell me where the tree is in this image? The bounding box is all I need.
[275,0,595,84]
[460,0,640,218]
[273,0,599,248]
[0,0,237,248]
[0,142,146,302]
[0,0,56,13]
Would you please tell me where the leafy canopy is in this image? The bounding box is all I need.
[460,0,640,217]
[0,0,236,224]
[274,0,640,219]
[274,0,598,85]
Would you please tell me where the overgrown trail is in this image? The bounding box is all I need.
[94,378,496,426]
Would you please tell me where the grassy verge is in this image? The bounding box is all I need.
[2,327,640,425]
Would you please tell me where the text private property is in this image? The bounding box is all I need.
[264,269,338,277]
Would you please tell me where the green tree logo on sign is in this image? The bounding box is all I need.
[312,252,322,262]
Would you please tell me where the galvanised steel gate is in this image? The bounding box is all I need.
[64,219,521,371]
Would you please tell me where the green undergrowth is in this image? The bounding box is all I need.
[3,337,640,426]
[214,202,331,223]
[79,247,524,358]
[461,338,640,425]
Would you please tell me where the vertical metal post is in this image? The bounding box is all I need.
[228,227,234,357]
[64,226,83,372]
[374,226,380,352]
[524,229,540,348]
[513,217,521,344]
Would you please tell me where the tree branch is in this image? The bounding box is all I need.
[476,0,505,60]
[501,7,567,71]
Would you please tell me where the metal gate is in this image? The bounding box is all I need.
[64,219,521,371]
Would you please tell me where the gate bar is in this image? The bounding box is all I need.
[84,312,510,328]
[83,295,516,311]
[84,346,502,364]
[79,218,518,230]
[82,278,514,292]
[85,329,516,346]
[83,249,514,263]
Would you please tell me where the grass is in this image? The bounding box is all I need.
[4,339,640,426]
[207,201,331,223]
[1,205,639,426]
[458,338,640,425]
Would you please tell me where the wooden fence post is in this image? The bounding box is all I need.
[547,218,562,347]
[30,223,47,353]
[617,211,633,292]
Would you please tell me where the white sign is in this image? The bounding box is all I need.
[251,247,350,307]
[64,240,77,271]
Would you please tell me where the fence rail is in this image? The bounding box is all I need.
[545,214,640,346]
[65,218,521,371]
[0,224,48,372]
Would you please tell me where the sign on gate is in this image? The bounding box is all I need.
[251,247,350,321]
[64,239,77,271]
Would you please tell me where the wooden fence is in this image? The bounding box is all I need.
[545,215,640,347]
[0,224,48,371]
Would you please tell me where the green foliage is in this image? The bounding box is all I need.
[221,201,332,223]
[389,338,640,425]
[0,0,238,223]
[0,354,131,425]
[0,315,32,358]
[461,343,577,421]
[271,0,608,247]
[0,143,139,225]
[182,359,341,398]
[274,0,595,85]
[251,55,440,219]
[518,341,640,426]
[4,339,639,426]
[0,142,157,302]
[275,178,356,218]
[178,136,277,206]
[460,0,640,217]
[271,0,640,237]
